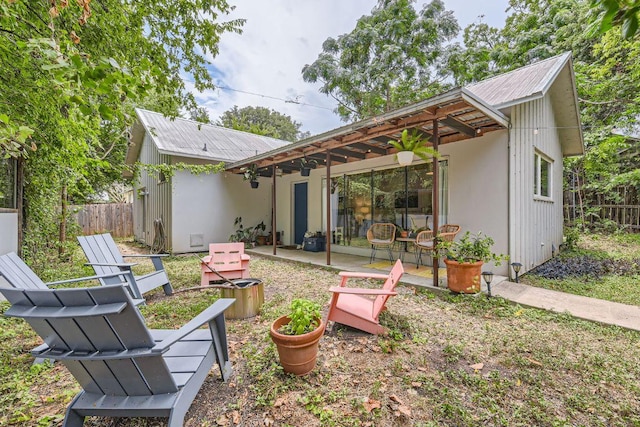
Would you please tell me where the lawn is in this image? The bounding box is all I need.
[522,232,640,306]
[1,241,640,426]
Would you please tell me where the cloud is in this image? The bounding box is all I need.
[191,1,509,137]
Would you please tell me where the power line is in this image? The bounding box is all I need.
[216,85,334,111]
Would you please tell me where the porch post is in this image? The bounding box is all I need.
[272,165,277,255]
[326,149,331,265]
[432,119,440,286]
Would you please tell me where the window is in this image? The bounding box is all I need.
[534,151,552,198]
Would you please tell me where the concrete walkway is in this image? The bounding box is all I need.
[248,246,640,333]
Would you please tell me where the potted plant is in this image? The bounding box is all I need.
[388,129,439,166]
[269,298,325,375]
[243,164,260,188]
[436,231,507,294]
[299,157,317,177]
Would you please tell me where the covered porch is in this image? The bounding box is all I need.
[228,87,510,283]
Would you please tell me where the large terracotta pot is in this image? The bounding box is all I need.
[269,315,325,375]
[444,259,483,294]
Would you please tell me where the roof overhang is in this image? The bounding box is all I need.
[227,88,509,177]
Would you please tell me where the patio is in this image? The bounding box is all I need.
[247,244,509,293]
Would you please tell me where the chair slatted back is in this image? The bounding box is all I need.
[367,223,396,243]
[208,243,245,272]
[77,234,127,285]
[0,252,48,289]
[0,285,178,396]
[438,224,460,241]
[372,259,404,316]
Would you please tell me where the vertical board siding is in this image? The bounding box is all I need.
[510,95,564,274]
[73,204,133,237]
[134,133,172,250]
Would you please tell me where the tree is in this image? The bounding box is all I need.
[590,0,640,39]
[217,106,308,141]
[1,1,244,256]
[302,0,459,122]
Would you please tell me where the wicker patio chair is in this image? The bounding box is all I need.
[366,223,396,263]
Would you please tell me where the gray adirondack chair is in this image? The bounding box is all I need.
[77,233,173,300]
[0,252,144,306]
[0,284,235,427]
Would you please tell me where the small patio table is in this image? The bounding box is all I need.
[395,237,415,262]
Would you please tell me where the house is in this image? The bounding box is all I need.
[126,52,583,276]
[0,157,18,256]
[124,109,290,253]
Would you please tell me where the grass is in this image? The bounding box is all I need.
[522,231,640,306]
[1,238,640,426]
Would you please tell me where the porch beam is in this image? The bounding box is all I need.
[355,141,389,154]
[326,149,331,265]
[432,118,440,287]
[272,164,277,256]
[441,116,478,138]
[330,147,367,160]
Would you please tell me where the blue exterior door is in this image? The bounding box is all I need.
[294,182,308,245]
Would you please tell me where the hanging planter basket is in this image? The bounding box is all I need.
[396,151,414,166]
[250,180,259,189]
[301,167,311,177]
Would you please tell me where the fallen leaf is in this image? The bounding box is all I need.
[470,363,484,371]
[526,357,543,367]
[231,411,241,424]
[389,394,403,404]
[398,405,412,416]
[273,397,285,407]
[514,309,523,316]
[216,414,229,426]
[363,398,381,412]
[411,381,422,387]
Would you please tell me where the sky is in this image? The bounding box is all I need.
[191,0,511,137]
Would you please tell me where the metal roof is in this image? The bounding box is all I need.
[465,52,571,109]
[128,108,290,164]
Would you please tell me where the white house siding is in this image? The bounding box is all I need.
[509,95,564,275]
[0,210,18,255]
[170,165,272,253]
[133,133,172,249]
[444,131,510,275]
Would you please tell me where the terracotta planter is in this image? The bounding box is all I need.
[444,259,483,294]
[399,231,408,238]
[269,315,325,375]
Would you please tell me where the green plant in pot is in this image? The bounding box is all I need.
[388,129,439,166]
[436,231,507,294]
[242,164,259,188]
[269,298,325,375]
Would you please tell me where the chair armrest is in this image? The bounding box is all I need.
[201,256,212,263]
[123,254,168,259]
[85,262,137,268]
[338,271,390,280]
[241,254,250,261]
[329,286,397,296]
[46,271,135,286]
[151,298,235,354]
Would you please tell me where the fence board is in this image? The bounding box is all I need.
[72,203,133,237]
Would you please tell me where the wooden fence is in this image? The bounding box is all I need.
[564,204,640,231]
[72,203,133,237]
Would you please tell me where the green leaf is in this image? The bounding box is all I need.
[0,114,9,124]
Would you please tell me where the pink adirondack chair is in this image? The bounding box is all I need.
[201,243,250,286]
[326,259,404,335]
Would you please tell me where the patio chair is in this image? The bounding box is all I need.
[201,242,250,286]
[326,259,404,335]
[366,223,396,264]
[416,224,461,268]
[0,251,144,306]
[77,233,173,300]
[0,284,235,427]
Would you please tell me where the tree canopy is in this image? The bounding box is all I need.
[302,0,459,122]
[217,105,309,141]
[1,0,243,255]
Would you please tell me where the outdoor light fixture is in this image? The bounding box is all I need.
[511,262,522,283]
[482,271,494,297]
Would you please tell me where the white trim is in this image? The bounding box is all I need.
[534,150,553,199]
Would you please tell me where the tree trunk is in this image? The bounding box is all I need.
[59,183,67,256]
